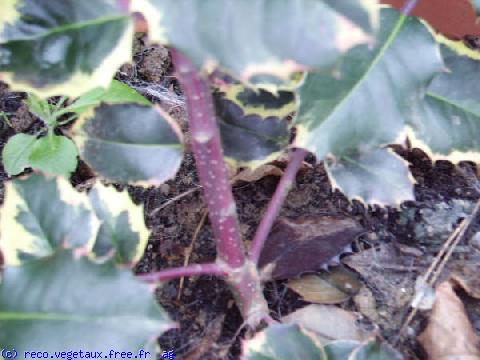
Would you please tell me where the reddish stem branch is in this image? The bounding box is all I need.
[250,149,308,264]
[171,49,246,268]
[138,263,226,283]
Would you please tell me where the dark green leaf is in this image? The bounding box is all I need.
[133,0,378,84]
[2,133,36,175]
[0,249,173,352]
[73,104,183,185]
[29,135,79,177]
[408,45,480,162]
[326,148,414,205]
[243,324,327,360]
[214,83,293,167]
[89,183,149,266]
[67,80,151,114]
[324,340,361,359]
[0,0,133,97]
[0,175,99,265]
[350,339,402,360]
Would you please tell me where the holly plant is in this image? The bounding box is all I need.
[1,0,479,358]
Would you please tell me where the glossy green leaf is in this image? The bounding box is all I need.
[326,148,414,205]
[408,45,480,162]
[0,249,173,353]
[0,0,133,97]
[73,104,183,186]
[294,8,442,204]
[67,80,151,114]
[89,183,149,266]
[133,0,378,84]
[2,133,36,176]
[350,339,402,360]
[243,324,327,360]
[324,340,360,359]
[0,174,99,265]
[214,83,293,167]
[29,135,79,177]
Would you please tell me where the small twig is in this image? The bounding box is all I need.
[249,148,308,263]
[149,186,202,217]
[137,262,226,283]
[177,210,208,300]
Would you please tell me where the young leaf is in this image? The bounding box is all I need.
[73,104,183,186]
[294,8,443,203]
[67,80,151,114]
[29,135,79,177]
[89,183,149,266]
[0,175,99,265]
[0,249,174,353]
[258,216,363,280]
[26,93,56,126]
[214,84,293,167]
[132,0,378,84]
[326,148,414,205]
[2,133,36,175]
[408,44,480,162]
[242,324,327,360]
[0,0,133,97]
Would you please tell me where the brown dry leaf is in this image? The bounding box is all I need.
[259,216,363,280]
[354,286,380,323]
[231,164,283,184]
[450,261,480,299]
[288,267,361,304]
[282,304,370,343]
[418,281,480,360]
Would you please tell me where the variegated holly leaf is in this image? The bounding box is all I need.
[408,44,480,162]
[66,80,151,115]
[0,175,99,265]
[132,0,378,84]
[0,249,173,353]
[242,324,326,360]
[89,183,149,266]
[214,83,293,167]
[294,8,442,204]
[0,0,133,97]
[326,148,414,205]
[73,104,183,186]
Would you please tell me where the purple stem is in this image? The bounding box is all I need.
[138,263,226,283]
[249,149,308,264]
[401,0,421,16]
[171,49,246,268]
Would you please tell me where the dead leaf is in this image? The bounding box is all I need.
[259,216,364,279]
[354,286,380,323]
[451,262,480,299]
[183,315,225,360]
[282,304,371,343]
[288,267,361,304]
[418,281,480,360]
[231,164,283,184]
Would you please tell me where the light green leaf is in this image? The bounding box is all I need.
[73,104,183,186]
[350,339,402,360]
[0,174,99,265]
[132,0,378,84]
[67,80,151,114]
[26,93,56,126]
[214,83,293,167]
[326,148,414,205]
[294,8,443,160]
[0,249,173,353]
[29,135,79,177]
[2,133,36,176]
[89,183,149,266]
[408,45,480,162]
[243,324,327,360]
[0,0,133,97]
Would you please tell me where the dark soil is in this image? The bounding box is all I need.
[1,36,480,360]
